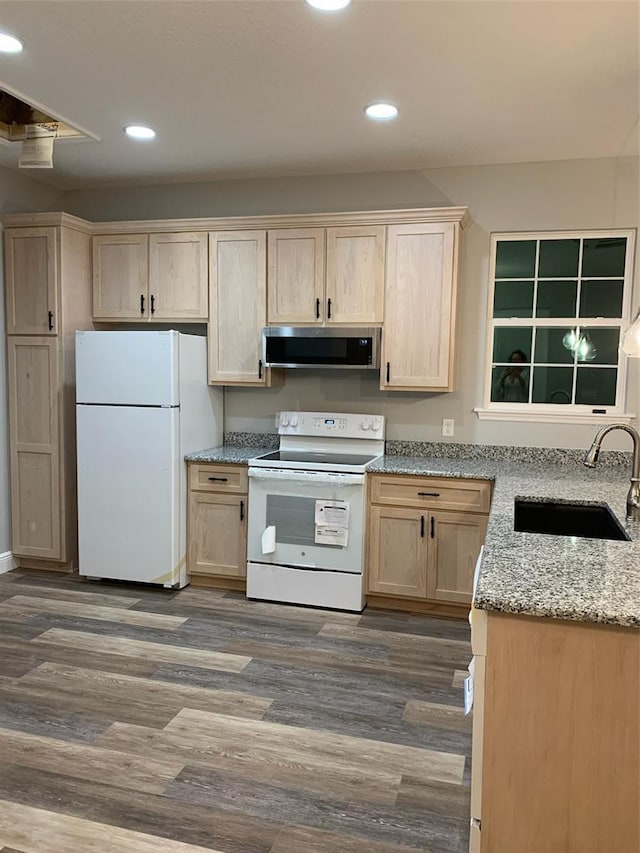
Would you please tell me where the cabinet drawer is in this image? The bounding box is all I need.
[189,463,248,494]
[370,475,491,513]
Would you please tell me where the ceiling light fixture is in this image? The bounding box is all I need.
[124,125,156,141]
[0,31,23,53]
[305,0,351,10]
[364,103,398,121]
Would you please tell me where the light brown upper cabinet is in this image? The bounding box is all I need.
[267,225,385,325]
[148,232,208,320]
[382,222,460,391]
[325,226,385,324]
[92,234,148,320]
[5,227,58,335]
[267,228,325,324]
[209,230,279,387]
[92,232,208,322]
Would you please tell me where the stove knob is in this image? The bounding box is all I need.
[280,415,289,427]
[360,421,370,431]
[290,416,299,428]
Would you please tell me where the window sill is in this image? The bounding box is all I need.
[474,408,636,425]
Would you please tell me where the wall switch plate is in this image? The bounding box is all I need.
[442,418,455,437]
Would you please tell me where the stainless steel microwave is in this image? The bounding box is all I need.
[262,327,381,369]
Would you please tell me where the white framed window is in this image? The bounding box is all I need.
[476,229,637,424]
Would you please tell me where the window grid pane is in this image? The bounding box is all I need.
[488,232,630,412]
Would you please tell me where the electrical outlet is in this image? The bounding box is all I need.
[442,418,455,437]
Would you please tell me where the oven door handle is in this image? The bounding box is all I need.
[248,467,365,486]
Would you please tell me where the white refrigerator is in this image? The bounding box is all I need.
[76,331,222,588]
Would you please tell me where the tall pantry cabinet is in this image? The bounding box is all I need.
[3,214,93,569]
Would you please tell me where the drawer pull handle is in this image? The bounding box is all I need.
[240,499,245,521]
[418,492,440,497]
[208,477,229,482]
[420,515,425,538]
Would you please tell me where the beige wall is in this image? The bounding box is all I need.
[63,156,639,451]
[0,165,64,554]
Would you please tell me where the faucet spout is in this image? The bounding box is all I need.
[583,423,640,521]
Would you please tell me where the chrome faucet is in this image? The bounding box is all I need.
[584,423,640,521]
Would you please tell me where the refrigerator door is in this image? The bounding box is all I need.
[77,404,180,584]
[76,330,180,406]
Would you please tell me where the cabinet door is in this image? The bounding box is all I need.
[188,492,247,577]
[7,338,61,559]
[5,227,58,335]
[267,228,325,324]
[368,505,427,597]
[427,511,487,605]
[148,232,208,320]
[92,234,148,320]
[209,231,269,385]
[326,226,385,324]
[382,222,457,391]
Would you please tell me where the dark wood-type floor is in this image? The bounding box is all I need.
[0,569,472,853]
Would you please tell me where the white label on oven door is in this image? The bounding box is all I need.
[315,526,349,547]
[261,526,276,554]
[315,500,350,528]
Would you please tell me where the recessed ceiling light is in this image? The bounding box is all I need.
[0,31,23,53]
[124,125,156,141]
[305,0,351,10]
[364,103,398,121]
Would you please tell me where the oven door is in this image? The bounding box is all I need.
[247,468,365,573]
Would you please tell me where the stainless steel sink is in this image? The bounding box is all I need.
[514,499,630,541]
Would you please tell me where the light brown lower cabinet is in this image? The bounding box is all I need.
[367,474,490,612]
[474,611,639,853]
[187,462,247,589]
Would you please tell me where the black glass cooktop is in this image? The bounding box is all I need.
[253,450,378,466]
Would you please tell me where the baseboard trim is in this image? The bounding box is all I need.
[0,551,17,575]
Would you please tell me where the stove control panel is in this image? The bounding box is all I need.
[277,412,385,440]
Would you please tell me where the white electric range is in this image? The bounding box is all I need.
[246,412,385,612]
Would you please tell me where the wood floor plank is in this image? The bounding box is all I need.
[395,775,470,819]
[21,663,273,720]
[222,639,457,687]
[319,621,471,657]
[271,824,435,853]
[0,727,185,795]
[0,583,141,608]
[0,801,228,853]
[0,763,282,853]
[403,700,472,733]
[0,595,186,629]
[168,765,467,852]
[96,720,403,805]
[31,629,251,672]
[163,707,465,787]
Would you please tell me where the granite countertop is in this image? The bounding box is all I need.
[369,455,640,628]
[185,445,275,464]
[186,444,639,628]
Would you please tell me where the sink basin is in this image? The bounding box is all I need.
[514,499,630,541]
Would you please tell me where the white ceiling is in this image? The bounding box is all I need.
[0,0,637,190]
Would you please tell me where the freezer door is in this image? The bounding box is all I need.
[76,330,180,406]
[77,405,180,584]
